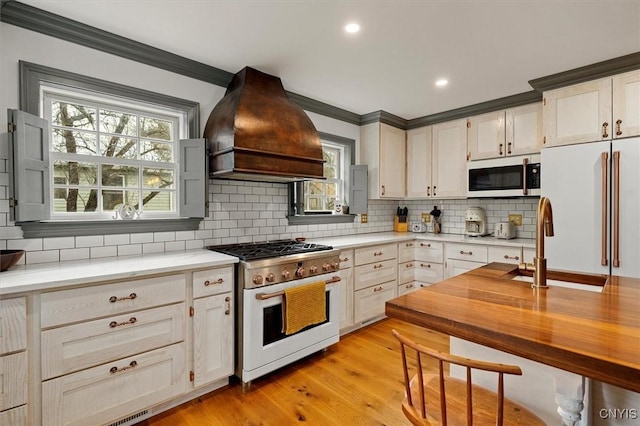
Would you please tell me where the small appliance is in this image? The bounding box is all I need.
[464,207,488,236]
[494,222,516,239]
[411,222,427,233]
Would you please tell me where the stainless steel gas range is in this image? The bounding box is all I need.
[208,240,341,387]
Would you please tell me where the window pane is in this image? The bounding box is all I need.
[101,164,139,187]
[54,160,97,186]
[140,140,173,162]
[140,116,172,141]
[51,101,97,130]
[102,190,124,211]
[52,129,97,155]
[53,188,98,212]
[100,135,138,159]
[307,181,323,195]
[325,197,335,211]
[99,109,137,136]
[326,182,337,197]
[143,168,174,189]
[323,165,336,179]
[307,197,320,211]
[142,190,175,212]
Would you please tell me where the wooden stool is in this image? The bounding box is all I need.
[392,329,546,426]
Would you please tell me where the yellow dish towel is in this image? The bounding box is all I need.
[282,281,327,335]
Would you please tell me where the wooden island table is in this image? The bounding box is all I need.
[386,262,640,425]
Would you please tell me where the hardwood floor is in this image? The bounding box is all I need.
[137,318,448,426]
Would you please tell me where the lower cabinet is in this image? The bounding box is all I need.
[353,244,397,324]
[354,281,396,323]
[0,297,27,425]
[445,243,488,278]
[338,250,354,331]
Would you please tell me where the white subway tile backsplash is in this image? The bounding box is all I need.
[26,250,60,264]
[130,233,154,244]
[118,244,142,257]
[43,237,76,250]
[60,248,90,261]
[165,241,186,252]
[142,242,165,254]
[90,246,118,258]
[76,235,104,248]
[8,238,43,251]
[175,231,196,241]
[185,240,204,250]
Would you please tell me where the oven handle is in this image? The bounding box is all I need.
[255,276,341,300]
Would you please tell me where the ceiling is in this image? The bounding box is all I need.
[19,0,640,120]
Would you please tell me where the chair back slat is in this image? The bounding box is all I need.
[466,367,473,426]
[438,360,446,426]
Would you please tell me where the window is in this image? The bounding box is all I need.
[43,86,181,219]
[288,133,356,225]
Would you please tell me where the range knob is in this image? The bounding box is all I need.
[295,267,305,278]
[265,273,275,283]
[309,265,318,274]
[252,275,264,285]
[282,270,290,279]
[331,262,339,270]
[322,263,331,272]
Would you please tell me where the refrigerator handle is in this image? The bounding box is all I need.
[601,152,609,266]
[613,151,620,268]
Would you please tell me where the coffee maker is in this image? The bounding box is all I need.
[464,206,488,236]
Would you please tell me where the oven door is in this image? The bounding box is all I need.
[241,273,340,382]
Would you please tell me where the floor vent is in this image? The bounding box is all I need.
[108,409,150,426]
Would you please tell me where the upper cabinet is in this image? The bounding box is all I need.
[542,70,640,146]
[360,122,406,199]
[406,126,432,198]
[430,119,467,198]
[467,103,542,161]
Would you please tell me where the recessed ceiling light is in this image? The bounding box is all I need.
[345,23,361,34]
[435,79,449,87]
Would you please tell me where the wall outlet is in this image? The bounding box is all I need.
[360,213,368,223]
[508,214,523,226]
[421,213,431,223]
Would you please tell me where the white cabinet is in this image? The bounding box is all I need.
[360,122,406,199]
[488,246,535,265]
[192,266,234,388]
[0,297,27,425]
[337,250,354,331]
[353,244,397,323]
[431,119,468,198]
[468,104,542,160]
[398,240,444,295]
[543,70,640,146]
[406,126,432,198]
[445,243,488,278]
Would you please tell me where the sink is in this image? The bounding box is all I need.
[510,274,605,293]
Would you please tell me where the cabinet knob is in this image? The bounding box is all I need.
[498,143,503,155]
[507,142,512,154]
[381,185,386,196]
[616,119,622,136]
[602,122,609,138]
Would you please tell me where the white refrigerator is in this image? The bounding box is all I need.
[541,137,640,278]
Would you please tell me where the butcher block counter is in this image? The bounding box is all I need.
[386,262,640,392]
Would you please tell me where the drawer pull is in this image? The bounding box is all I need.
[109,293,137,303]
[373,264,384,269]
[373,251,383,256]
[110,360,137,374]
[109,317,137,328]
[405,283,414,289]
[406,263,413,268]
[204,278,224,286]
[225,296,231,315]
[405,243,413,247]
[420,243,431,247]
[340,257,349,262]
[373,286,383,292]
[459,250,473,255]
[420,263,431,268]
[503,255,520,260]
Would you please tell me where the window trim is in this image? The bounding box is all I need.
[17,61,202,238]
[287,132,356,225]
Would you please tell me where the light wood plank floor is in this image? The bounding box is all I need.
[136,318,448,426]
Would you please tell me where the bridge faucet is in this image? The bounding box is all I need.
[533,197,554,288]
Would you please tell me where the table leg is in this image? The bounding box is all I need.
[553,372,586,425]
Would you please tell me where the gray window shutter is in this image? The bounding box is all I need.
[178,138,207,218]
[7,109,50,222]
[349,165,368,214]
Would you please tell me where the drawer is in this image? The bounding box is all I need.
[354,243,397,266]
[354,259,397,291]
[0,297,26,355]
[414,261,444,284]
[0,404,27,426]
[488,246,530,265]
[354,281,397,324]
[415,240,444,263]
[41,274,186,328]
[398,281,432,296]
[193,266,233,298]
[446,243,488,263]
[41,303,186,380]
[397,240,416,264]
[0,352,27,411]
[398,261,415,284]
[338,249,354,269]
[42,342,187,426]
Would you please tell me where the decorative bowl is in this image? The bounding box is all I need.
[0,249,25,272]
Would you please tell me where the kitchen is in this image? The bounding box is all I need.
[1,1,640,425]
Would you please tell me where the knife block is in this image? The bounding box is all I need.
[394,216,408,232]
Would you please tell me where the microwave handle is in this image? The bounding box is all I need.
[522,158,529,195]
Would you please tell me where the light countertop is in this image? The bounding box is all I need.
[0,249,238,295]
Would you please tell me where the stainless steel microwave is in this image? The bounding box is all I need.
[467,154,541,197]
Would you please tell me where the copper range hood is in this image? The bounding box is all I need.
[204,67,324,182]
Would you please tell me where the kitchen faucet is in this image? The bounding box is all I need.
[519,197,554,287]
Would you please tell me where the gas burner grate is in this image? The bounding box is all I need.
[208,239,333,261]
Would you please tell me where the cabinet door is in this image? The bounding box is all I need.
[354,243,397,265]
[192,266,233,298]
[414,240,444,263]
[488,246,526,264]
[445,259,486,278]
[0,297,26,355]
[42,343,187,426]
[193,293,233,388]
[612,70,640,139]
[467,111,506,160]
[507,103,542,156]
[397,240,416,264]
[398,281,420,295]
[338,266,354,331]
[379,123,406,198]
[414,261,444,284]
[543,78,612,146]
[354,281,396,324]
[0,405,27,426]
[432,119,467,198]
[406,126,432,198]
[398,261,415,284]
[0,352,27,411]
[446,243,488,263]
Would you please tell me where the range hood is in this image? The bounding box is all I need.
[204,67,324,182]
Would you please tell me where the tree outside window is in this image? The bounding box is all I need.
[304,143,343,213]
